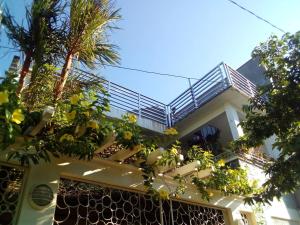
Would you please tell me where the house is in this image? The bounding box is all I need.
[1,57,300,225]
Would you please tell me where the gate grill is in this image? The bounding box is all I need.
[53,178,226,225]
[0,164,25,225]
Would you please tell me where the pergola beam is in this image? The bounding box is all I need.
[109,145,142,162]
[94,134,116,153]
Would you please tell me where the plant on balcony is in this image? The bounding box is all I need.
[232,31,300,204]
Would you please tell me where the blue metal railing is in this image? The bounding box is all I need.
[72,63,257,127]
[72,68,168,125]
[168,63,257,125]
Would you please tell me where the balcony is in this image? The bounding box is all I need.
[168,63,257,125]
[73,62,257,130]
[72,68,169,132]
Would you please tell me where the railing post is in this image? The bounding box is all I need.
[107,81,111,94]
[218,63,227,89]
[170,200,175,225]
[138,93,142,118]
[247,80,254,97]
[223,63,233,85]
[159,199,164,225]
[165,105,170,127]
[188,78,198,108]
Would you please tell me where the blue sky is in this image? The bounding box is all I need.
[1,0,299,103]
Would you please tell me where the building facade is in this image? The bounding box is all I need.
[0,58,300,225]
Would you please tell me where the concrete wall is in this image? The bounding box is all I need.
[107,107,167,133]
[239,159,300,225]
[237,58,270,87]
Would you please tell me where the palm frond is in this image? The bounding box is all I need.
[1,8,32,52]
[67,0,120,68]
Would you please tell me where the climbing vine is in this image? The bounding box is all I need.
[140,141,258,201]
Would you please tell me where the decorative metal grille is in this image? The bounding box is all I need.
[161,199,225,225]
[0,164,25,225]
[53,178,226,225]
[241,212,250,225]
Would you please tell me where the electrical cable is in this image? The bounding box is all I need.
[0,45,224,84]
[100,63,202,81]
[225,0,285,33]
[90,62,225,84]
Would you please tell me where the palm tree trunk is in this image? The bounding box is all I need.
[54,52,73,101]
[16,53,32,96]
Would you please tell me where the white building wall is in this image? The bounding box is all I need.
[239,160,300,225]
[0,155,296,225]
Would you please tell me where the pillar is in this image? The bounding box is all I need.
[224,104,244,140]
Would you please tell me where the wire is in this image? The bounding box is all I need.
[0,45,217,83]
[100,63,202,81]
[74,58,224,84]
[94,62,226,84]
[0,46,223,85]
[225,0,285,33]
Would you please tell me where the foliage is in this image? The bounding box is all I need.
[54,0,120,100]
[67,0,120,67]
[232,31,300,204]
[1,0,63,60]
[1,0,65,93]
[0,70,148,165]
[9,86,113,163]
[164,127,178,135]
[21,64,57,111]
[157,141,183,168]
[114,114,141,149]
[0,73,27,150]
[251,203,267,225]
[191,150,256,201]
[187,145,214,169]
[44,88,112,159]
[140,141,257,201]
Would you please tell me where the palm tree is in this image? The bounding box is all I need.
[1,0,64,95]
[54,0,120,101]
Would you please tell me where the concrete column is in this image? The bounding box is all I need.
[231,210,244,225]
[17,161,60,225]
[224,104,244,140]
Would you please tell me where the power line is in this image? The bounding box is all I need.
[1,44,214,83]
[100,63,202,81]
[93,62,227,84]
[225,0,285,33]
